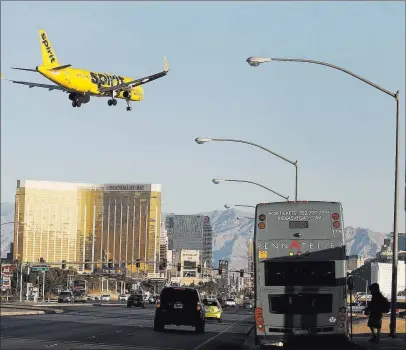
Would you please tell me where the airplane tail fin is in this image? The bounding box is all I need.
[39,30,60,67]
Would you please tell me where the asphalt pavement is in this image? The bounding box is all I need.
[0,304,254,350]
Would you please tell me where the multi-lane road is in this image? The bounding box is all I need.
[0,304,254,350]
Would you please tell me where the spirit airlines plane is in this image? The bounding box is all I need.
[2,30,169,111]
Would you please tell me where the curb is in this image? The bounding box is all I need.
[1,310,46,316]
[92,303,124,307]
[1,305,64,315]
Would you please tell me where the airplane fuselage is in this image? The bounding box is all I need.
[37,65,144,101]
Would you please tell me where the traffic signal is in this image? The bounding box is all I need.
[61,260,66,269]
[177,263,181,272]
[218,267,222,275]
[108,259,114,269]
[240,269,244,278]
[197,265,202,273]
[135,259,140,268]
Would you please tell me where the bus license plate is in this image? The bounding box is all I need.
[293,328,309,335]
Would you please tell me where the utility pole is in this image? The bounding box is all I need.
[42,271,45,302]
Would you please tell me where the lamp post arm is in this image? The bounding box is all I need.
[227,179,289,201]
[271,58,397,98]
[211,138,297,166]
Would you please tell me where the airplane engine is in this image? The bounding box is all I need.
[78,95,90,104]
[122,91,131,99]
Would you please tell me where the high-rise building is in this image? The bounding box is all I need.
[247,239,254,289]
[346,255,365,272]
[13,180,161,274]
[165,214,213,268]
[160,220,168,265]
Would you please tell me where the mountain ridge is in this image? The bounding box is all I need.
[1,202,400,269]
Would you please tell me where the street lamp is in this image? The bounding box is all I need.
[196,137,298,201]
[212,178,289,201]
[247,55,400,337]
[224,204,256,209]
[0,221,14,226]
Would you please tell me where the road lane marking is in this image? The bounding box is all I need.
[193,314,251,350]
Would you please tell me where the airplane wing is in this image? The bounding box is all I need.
[98,57,169,94]
[1,73,73,92]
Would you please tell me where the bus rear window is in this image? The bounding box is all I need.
[264,261,336,286]
[269,294,333,314]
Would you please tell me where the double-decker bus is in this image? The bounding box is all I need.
[253,201,348,347]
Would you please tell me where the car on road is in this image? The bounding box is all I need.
[58,291,75,303]
[153,286,205,333]
[119,294,131,301]
[86,295,99,301]
[72,290,87,303]
[203,298,223,323]
[224,298,236,308]
[240,301,253,309]
[127,294,147,308]
[100,294,111,301]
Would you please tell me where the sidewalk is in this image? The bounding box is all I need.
[352,335,406,350]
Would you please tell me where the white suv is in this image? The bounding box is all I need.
[224,298,236,308]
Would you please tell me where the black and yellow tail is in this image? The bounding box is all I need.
[39,29,60,67]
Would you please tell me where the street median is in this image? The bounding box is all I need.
[0,303,64,316]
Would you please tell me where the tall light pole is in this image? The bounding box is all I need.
[224,204,256,209]
[212,178,289,201]
[195,137,298,201]
[246,55,400,337]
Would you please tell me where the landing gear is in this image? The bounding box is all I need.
[72,100,82,107]
[125,99,132,112]
[107,99,117,106]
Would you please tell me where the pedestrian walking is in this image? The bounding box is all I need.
[365,283,390,343]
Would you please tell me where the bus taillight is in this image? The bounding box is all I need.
[255,307,265,332]
[333,221,340,228]
[332,213,340,220]
[258,222,265,229]
[259,214,266,221]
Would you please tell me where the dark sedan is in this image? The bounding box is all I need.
[127,294,147,308]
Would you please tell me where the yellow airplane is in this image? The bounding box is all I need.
[2,30,169,111]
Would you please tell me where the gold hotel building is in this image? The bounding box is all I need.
[13,180,162,274]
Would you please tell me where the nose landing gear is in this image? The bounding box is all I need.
[107,99,117,106]
[125,99,132,112]
[72,100,82,107]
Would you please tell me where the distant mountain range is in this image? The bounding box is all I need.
[1,202,404,269]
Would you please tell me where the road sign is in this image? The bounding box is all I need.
[31,266,49,272]
[219,260,229,267]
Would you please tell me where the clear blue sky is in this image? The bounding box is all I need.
[1,1,405,233]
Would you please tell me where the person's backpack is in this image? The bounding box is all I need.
[381,297,391,313]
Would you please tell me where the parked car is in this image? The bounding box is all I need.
[86,295,99,301]
[224,298,236,308]
[58,291,75,303]
[399,311,406,319]
[153,286,205,333]
[100,294,111,301]
[127,294,147,308]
